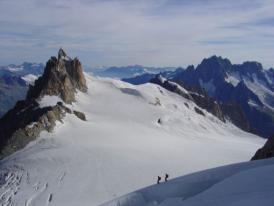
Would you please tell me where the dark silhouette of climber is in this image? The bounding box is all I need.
[165,173,169,182]
[157,176,161,184]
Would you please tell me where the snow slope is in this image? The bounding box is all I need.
[0,75,265,206]
[102,158,274,206]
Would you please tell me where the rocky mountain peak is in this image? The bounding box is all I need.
[186,65,195,71]
[233,61,264,80]
[242,61,263,71]
[196,55,232,82]
[0,49,88,158]
[58,48,71,61]
[27,49,87,103]
[200,55,232,68]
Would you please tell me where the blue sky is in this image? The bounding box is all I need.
[0,0,274,68]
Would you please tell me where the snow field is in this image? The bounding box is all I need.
[0,75,265,205]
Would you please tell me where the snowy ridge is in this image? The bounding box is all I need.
[102,158,274,206]
[0,74,264,205]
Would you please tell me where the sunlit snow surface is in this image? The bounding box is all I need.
[102,158,274,206]
[0,75,265,206]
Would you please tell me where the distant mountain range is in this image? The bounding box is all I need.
[0,62,44,76]
[89,64,177,79]
[124,56,274,138]
[0,62,44,117]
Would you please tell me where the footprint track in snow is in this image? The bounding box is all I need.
[25,183,49,206]
[58,172,66,184]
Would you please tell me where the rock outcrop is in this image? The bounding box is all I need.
[0,100,69,157]
[150,74,193,101]
[190,91,224,122]
[252,137,274,160]
[0,49,87,159]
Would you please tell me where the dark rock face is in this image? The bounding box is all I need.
[151,75,193,100]
[27,51,87,103]
[190,92,224,122]
[252,137,274,160]
[220,102,251,132]
[0,49,87,159]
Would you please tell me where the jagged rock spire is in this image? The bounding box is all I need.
[58,48,66,59]
[27,49,87,103]
[58,47,71,60]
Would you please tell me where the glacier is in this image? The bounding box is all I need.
[0,75,265,205]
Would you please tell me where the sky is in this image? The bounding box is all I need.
[0,0,274,68]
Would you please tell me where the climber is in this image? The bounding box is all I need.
[165,173,169,182]
[157,176,161,184]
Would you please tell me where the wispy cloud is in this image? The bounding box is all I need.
[0,0,274,68]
